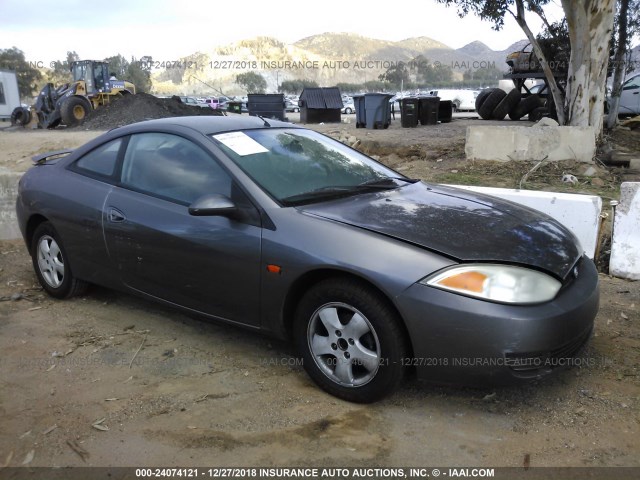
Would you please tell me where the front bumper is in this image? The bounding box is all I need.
[395,256,600,386]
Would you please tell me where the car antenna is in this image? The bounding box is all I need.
[256,115,271,127]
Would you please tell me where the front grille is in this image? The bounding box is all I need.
[505,327,592,372]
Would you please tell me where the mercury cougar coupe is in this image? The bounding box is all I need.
[16,116,599,402]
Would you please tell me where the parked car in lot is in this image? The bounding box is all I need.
[16,116,599,403]
[179,96,206,107]
[427,89,476,111]
[285,99,300,113]
[609,73,640,116]
[342,98,355,114]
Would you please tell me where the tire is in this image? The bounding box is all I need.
[528,107,548,122]
[474,88,493,112]
[478,88,506,120]
[293,278,408,403]
[60,96,91,126]
[509,95,545,120]
[10,107,31,126]
[492,89,521,120]
[344,107,353,114]
[31,222,88,299]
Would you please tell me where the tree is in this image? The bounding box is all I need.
[0,47,42,98]
[336,82,364,94]
[103,54,152,93]
[438,0,617,134]
[378,63,409,89]
[607,0,640,128]
[279,79,319,94]
[236,72,266,94]
[48,51,80,85]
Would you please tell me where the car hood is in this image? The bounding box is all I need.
[298,182,581,279]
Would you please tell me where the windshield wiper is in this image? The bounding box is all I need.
[281,177,417,206]
[358,177,420,187]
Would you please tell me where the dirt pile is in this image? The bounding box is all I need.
[78,93,223,130]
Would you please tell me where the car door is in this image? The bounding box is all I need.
[620,76,640,115]
[59,137,126,285]
[102,131,262,326]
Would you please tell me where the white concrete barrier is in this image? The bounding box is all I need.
[610,182,640,280]
[465,125,596,163]
[0,169,22,240]
[447,185,602,259]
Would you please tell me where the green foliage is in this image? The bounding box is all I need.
[436,0,552,31]
[336,82,364,94]
[47,51,79,85]
[279,79,319,94]
[104,54,152,93]
[364,80,390,92]
[378,62,409,88]
[0,47,42,98]
[236,71,267,94]
[463,65,505,83]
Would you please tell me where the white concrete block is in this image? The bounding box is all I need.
[0,170,22,240]
[465,125,596,163]
[610,182,640,280]
[447,185,602,259]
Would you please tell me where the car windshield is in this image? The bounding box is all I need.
[211,128,408,205]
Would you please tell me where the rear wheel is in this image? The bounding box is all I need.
[31,222,88,299]
[294,278,407,403]
[60,96,91,126]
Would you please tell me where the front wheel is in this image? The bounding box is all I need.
[294,278,407,403]
[31,222,88,299]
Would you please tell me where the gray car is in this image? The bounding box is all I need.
[16,116,599,403]
[615,73,640,116]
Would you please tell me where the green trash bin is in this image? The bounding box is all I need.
[400,97,419,128]
[227,101,242,114]
[419,96,440,125]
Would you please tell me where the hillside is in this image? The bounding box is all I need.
[151,32,520,96]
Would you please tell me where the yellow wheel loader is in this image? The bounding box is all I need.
[12,60,136,129]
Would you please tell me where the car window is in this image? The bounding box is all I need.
[120,133,231,204]
[623,76,640,90]
[211,128,397,202]
[73,138,122,177]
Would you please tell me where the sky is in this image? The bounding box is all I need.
[0,0,567,65]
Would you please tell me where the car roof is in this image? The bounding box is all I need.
[112,115,299,136]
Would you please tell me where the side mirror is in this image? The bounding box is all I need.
[188,194,237,217]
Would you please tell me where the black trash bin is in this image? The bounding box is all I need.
[418,96,440,125]
[438,100,453,123]
[352,94,366,128]
[227,101,243,114]
[400,97,419,128]
[247,94,285,120]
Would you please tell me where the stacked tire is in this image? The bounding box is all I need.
[475,88,546,121]
[10,106,32,126]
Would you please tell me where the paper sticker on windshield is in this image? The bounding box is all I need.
[213,132,269,156]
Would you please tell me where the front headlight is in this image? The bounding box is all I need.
[421,264,561,305]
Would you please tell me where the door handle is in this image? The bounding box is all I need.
[108,208,126,223]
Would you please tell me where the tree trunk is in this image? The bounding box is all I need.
[562,0,616,135]
[607,0,630,129]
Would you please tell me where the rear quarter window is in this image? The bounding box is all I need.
[72,138,123,178]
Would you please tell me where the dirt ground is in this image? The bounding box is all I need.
[0,115,639,470]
